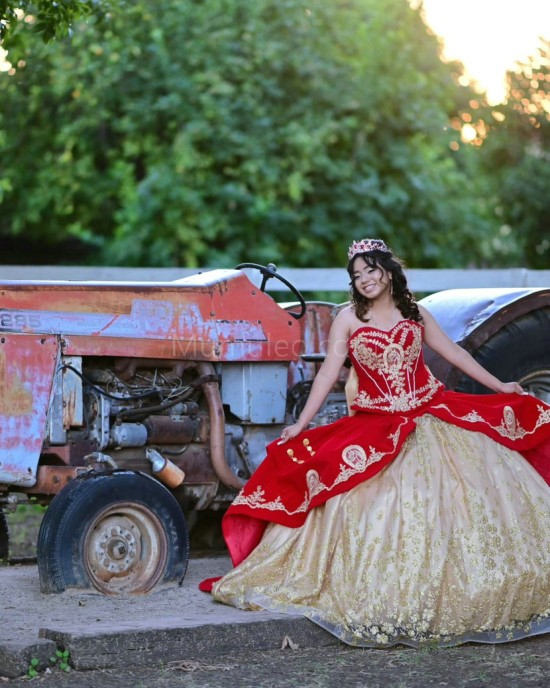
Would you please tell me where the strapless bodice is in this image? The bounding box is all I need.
[348,319,444,413]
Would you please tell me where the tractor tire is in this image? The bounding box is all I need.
[0,511,8,563]
[37,470,189,595]
[456,308,550,403]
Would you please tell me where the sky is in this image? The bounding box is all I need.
[418,0,550,103]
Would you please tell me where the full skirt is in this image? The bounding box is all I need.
[212,416,550,647]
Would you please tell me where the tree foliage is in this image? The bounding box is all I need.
[1,0,503,268]
[479,39,550,268]
[0,0,113,43]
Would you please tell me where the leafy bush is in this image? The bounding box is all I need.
[0,0,501,268]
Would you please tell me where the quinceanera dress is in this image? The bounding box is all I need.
[209,319,550,647]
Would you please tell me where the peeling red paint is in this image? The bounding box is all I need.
[0,335,59,486]
[0,270,299,361]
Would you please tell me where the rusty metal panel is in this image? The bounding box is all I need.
[0,270,301,362]
[286,302,338,387]
[0,334,59,486]
[62,356,83,428]
[47,356,84,445]
[25,465,89,495]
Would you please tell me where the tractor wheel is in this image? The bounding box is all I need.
[456,307,550,404]
[37,471,189,595]
[0,511,8,563]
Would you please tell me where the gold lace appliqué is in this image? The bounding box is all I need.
[350,322,442,412]
[431,402,550,440]
[232,418,411,516]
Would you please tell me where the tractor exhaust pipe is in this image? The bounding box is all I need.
[197,362,246,490]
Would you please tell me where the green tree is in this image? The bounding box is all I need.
[0,0,500,268]
[480,39,550,268]
[0,0,113,43]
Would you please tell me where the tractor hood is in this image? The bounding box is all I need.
[0,269,300,362]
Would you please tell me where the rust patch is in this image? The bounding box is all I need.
[0,348,33,416]
[25,466,89,494]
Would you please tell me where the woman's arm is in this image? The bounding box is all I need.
[278,309,352,443]
[419,305,525,395]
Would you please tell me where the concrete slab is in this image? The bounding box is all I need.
[0,639,56,679]
[0,557,336,678]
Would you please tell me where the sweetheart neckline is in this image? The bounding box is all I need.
[348,319,420,342]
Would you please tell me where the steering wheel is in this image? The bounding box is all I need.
[235,263,307,320]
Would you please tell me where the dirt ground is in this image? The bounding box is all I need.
[4,636,550,687]
[3,505,550,687]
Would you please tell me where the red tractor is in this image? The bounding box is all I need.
[1,264,549,594]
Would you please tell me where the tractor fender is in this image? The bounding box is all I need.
[420,287,550,390]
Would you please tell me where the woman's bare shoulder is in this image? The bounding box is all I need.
[417,304,430,319]
[334,304,355,320]
[331,305,359,339]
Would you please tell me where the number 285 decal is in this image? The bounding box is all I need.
[0,311,42,330]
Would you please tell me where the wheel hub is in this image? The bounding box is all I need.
[84,505,167,594]
[97,524,138,573]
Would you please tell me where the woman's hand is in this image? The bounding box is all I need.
[499,381,526,395]
[278,423,304,444]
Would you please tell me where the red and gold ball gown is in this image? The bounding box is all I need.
[209,320,550,647]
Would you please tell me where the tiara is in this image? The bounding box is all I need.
[347,238,389,260]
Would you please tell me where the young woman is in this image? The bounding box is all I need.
[204,238,550,648]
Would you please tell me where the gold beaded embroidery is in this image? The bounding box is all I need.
[232,417,410,516]
[287,448,304,464]
[303,439,316,456]
[349,321,443,412]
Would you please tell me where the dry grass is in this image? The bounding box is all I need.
[3,502,44,560]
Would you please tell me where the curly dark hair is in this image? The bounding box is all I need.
[347,248,421,323]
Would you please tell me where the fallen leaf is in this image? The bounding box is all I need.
[168,660,237,673]
[281,635,299,650]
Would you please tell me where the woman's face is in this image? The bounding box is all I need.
[351,256,391,301]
